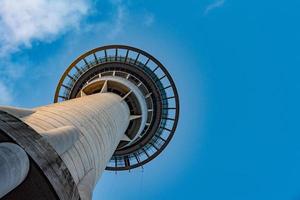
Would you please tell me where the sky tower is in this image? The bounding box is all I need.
[0,45,179,200]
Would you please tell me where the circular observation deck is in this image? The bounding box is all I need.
[54,45,179,171]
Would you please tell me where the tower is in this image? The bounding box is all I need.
[0,45,179,200]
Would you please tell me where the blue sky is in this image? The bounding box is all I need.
[0,0,300,199]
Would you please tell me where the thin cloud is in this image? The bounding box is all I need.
[144,13,155,27]
[0,59,29,105]
[204,0,225,15]
[107,3,127,40]
[0,81,12,105]
[0,0,90,56]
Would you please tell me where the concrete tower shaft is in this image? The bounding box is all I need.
[24,93,130,186]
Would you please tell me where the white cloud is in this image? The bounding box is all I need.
[0,0,90,104]
[204,0,225,15]
[0,81,12,105]
[0,0,90,56]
